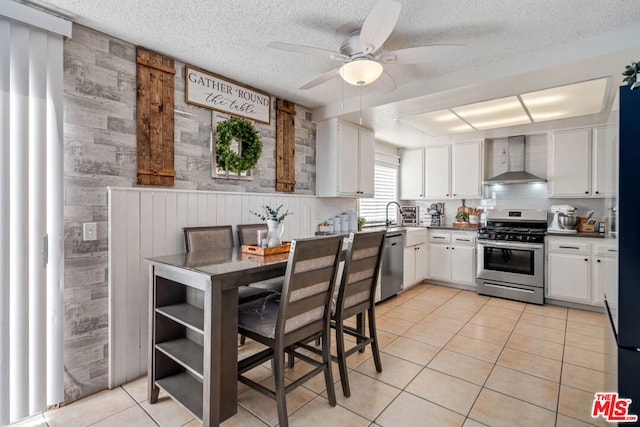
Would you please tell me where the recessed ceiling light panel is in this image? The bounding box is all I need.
[521,78,607,122]
[452,96,530,130]
[399,110,474,136]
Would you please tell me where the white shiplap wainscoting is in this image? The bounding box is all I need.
[107,187,318,387]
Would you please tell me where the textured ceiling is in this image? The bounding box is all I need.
[22,0,640,146]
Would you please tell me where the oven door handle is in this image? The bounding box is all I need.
[478,241,544,250]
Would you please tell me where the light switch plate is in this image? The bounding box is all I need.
[83,222,97,241]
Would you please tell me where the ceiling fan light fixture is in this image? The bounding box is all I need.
[339,60,383,86]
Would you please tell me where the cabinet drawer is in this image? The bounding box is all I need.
[452,233,476,245]
[405,228,428,246]
[548,240,590,254]
[429,232,450,243]
[594,244,617,257]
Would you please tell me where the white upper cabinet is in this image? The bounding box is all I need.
[452,141,483,198]
[316,119,375,197]
[400,148,425,199]
[425,145,451,199]
[548,126,617,198]
[400,141,482,200]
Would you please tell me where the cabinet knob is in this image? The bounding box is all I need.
[597,259,601,263]
[446,194,449,197]
[585,191,589,194]
[453,193,456,196]
[595,191,599,194]
[584,258,588,261]
[452,247,455,250]
[446,246,449,250]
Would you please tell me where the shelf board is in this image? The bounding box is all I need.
[156,372,203,421]
[156,338,204,380]
[156,303,204,333]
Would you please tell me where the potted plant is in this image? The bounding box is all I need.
[623,61,640,90]
[357,216,366,231]
[250,205,292,247]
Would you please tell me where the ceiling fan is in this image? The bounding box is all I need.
[268,0,460,91]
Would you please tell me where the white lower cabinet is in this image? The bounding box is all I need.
[403,228,428,289]
[427,230,476,286]
[546,236,615,306]
[547,252,591,302]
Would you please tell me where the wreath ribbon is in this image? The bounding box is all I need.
[216,117,263,174]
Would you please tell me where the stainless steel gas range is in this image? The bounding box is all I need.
[476,209,547,305]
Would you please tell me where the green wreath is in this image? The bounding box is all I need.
[215,117,263,174]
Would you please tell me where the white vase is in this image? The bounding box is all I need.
[266,220,284,247]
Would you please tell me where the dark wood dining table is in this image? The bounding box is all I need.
[146,248,291,426]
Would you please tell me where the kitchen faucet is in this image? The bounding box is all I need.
[385,201,403,228]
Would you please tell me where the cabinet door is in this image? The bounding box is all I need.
[452,141,482,198]
[403,246,416,287]
[337,123,360,196]
[592,125,618,197]
[415,244,428,282]
[549,129,591,197]
[547,253,590,302]
[451,245,475,285]
[400,148,425,199]
[428,243,450,281]
[593,257,615,306]
[425,145,451,198]
[358,128,376,197]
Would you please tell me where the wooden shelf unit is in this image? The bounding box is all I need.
[151,275,207,421]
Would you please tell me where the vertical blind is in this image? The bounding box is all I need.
[359,162,399,225]
[0,4,69,424]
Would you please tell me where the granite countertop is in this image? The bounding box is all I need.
[546,231,615,239]
[426,224,481,231]
[316,226,406,236]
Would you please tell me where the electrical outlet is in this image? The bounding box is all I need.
[83,222,97,241]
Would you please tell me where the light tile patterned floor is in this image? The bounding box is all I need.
[26,283,609,427]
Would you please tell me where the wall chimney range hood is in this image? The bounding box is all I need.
[484,135,546,185]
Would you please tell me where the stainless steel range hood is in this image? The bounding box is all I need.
[483,135,546,185]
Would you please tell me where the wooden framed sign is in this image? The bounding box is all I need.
[185,65,271,124]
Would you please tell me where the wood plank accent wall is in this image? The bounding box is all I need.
[136,48,176,186]
[275,99,296,192]
[107,187,317,387]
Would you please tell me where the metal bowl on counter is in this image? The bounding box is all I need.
[558,214,578,230]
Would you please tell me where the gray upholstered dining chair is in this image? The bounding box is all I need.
[237,223,286,294]
[182,226,275,305]
[331,230,386,397]
[236,223,268,246]
[237,235,343,427]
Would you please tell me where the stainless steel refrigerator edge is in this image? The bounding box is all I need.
[604,85,640,418]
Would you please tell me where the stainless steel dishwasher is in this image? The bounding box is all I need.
[380,232,404,301]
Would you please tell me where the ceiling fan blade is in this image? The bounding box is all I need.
[359,0,401,54]
[381,44,464,64]
[268,41,348,61]
[374,71,396,92]
[299,68,341,89]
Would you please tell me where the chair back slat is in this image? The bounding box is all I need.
[276,236,343,339]
[183,225,234,252]
[237,223,268,246]
[336,231,386,314]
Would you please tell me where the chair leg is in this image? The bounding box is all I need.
[335,318,351,397]
[356,313,365,353]
[274,348,289,427]
[368,307,383,373]
[239,334,246,345]
[323,325,337,406]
